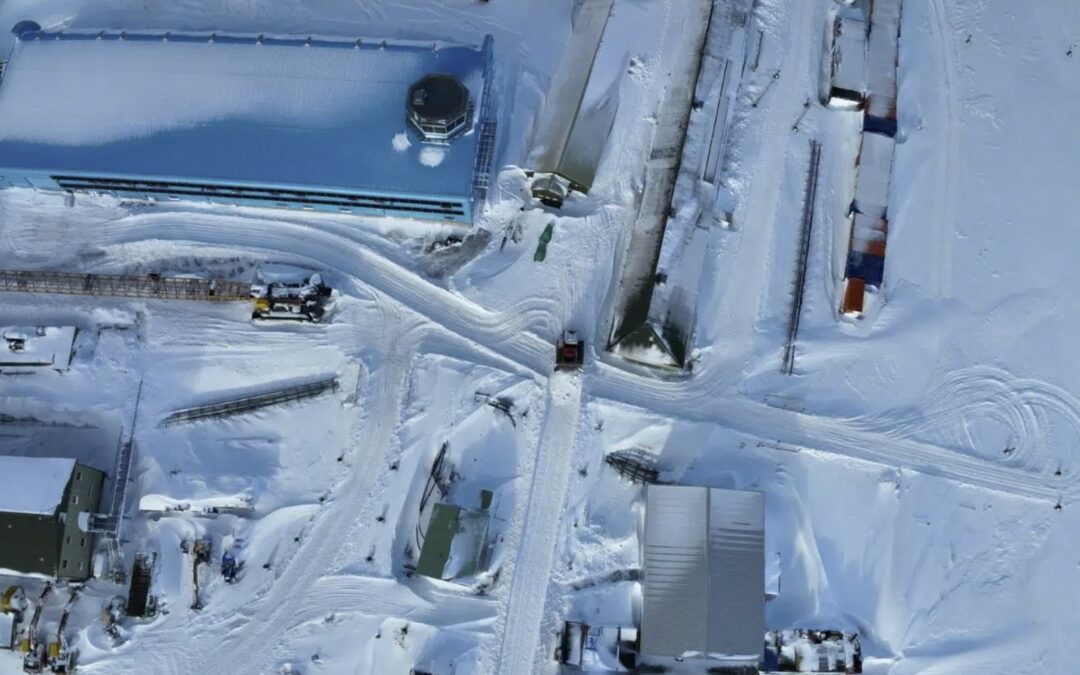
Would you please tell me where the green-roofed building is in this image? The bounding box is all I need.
[416,491,493,581]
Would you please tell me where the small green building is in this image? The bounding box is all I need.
[0,456,104,580]
[416,490,493,581]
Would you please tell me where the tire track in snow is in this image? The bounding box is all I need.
[199,339,417,674]
[41,207,1071,504]
[494,372,583,675]
[926,0,959,300]
[854,365,1080,477]
[43,211,555,375]
[592,363,1067,503]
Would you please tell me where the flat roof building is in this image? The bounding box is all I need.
[0,22,496,223]
[0,325,76,373]
[0,456,104,580]
[641,485,765,666]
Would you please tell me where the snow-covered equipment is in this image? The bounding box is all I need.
[251,274,333,323]
[0,611,16,651]
[764,629,861,673]
[126,552,156,618]
[46,587,78,673]
[191,538,212,610]
[221,548,242,584]
[555,330,584,371]
[557,621,638,671]
[101,596,125,643]
[1,587,26,651]
[19,584,51,673]
[603,449,660,484]
[2,585,26,617]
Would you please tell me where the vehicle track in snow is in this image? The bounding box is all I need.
[926,0,960,300]
[494,372,584,675]
[25,205,1071,506]
[591,363,1069,503]
[852,365,1080,477]
[192,333,421,674]
[93,307,424,674]
[15,210,556,376]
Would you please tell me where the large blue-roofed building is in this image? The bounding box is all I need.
[0,22,496,223]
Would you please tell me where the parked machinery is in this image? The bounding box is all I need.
[191,537,212,610]
[2,586,27,651]
[250,272,332,323]
[555,330,585,371]
[19,584,51,673]
[47,587,79,673]
[221,543,244,585]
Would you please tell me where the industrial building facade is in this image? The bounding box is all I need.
[641,485,765,665]
[0,22,496,223]
[0,456,104,580]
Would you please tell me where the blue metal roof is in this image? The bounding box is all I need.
[0,27,492,201]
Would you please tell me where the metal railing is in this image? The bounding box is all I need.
[159,376,338,427]
[0,269,251,301]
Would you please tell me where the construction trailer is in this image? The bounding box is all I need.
[639,485,765,669]
[0,457,104,581]
[0,22,496,224]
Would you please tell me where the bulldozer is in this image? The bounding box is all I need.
[250,273,332,323]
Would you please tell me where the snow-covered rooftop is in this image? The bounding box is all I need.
[0,27,492,199]
[0,456,75,515]
[0,325,76,370]
[641,485,764,662]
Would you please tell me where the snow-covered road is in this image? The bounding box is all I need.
[494,372,583,675]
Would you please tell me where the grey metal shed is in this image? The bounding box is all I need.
[641,485,765,663]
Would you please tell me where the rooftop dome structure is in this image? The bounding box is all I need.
[407,74,470,143]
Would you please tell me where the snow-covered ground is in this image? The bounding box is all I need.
[1,0,1079,673]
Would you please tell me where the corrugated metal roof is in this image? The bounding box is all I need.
[641,485,764,661]
[0,28,491,199]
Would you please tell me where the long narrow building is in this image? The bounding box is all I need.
[0,21,496,223]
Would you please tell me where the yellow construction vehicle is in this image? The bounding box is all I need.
[250,272,332,322]
[46,587,79,673]
[2,586,25,613]
[19,583,51,673]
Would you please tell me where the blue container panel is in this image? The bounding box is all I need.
[863,115,897,138]
[845,251,885,287]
